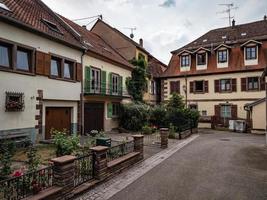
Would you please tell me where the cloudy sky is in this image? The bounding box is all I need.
[42,0,267,64]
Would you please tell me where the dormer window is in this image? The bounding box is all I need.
[41,19,63,35]
[181,55,190,67]
[245,46,257,60]
[218,50,228,63]
[197,53,206,65]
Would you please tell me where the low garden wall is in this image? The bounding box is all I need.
[0,135,144,200]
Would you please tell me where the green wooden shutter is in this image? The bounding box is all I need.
[107,103,113,118]
[85,66,91,93]
[109,73,113,95]
[101,70,107,95]
[118,76,123,96]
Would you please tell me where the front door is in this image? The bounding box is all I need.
[45,107,71,140]
[84,102,104,134]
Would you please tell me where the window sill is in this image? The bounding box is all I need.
[49,76,76,83]
[0,66,35,76]
[219,90,233,93]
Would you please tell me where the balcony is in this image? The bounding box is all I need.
[84,80,130,98]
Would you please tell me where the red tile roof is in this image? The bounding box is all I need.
[172,19,267,54]
[60,15,134,69]
[0,0,83,49]
[147,56,167,78]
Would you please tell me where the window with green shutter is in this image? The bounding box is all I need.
[101,70,107,95]
[107,103,113,118]
[84,66,91,93]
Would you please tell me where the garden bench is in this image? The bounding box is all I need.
[0,131,31,147]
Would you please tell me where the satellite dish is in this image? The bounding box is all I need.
[130,33,134,39]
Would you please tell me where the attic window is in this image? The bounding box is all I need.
[103,47,112,53]
[85,41,93,48]
[241,33,247,36]
[0,2,10,11]
[203,39,207,42]
[222,36,227,39]
[41,19,62,34]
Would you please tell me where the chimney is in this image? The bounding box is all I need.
[139,38,143,47]
[232,19,236,27]
[82,25,87,29]
[264,15,267,21]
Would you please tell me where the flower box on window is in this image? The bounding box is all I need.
[5,92,24,112]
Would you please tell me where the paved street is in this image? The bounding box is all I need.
[77,130,267,200]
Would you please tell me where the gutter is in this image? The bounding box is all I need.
[80,49,86,135]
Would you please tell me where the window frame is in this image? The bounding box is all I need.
[245,46,257,60]
[220,105,232,118]
[194,80,205,93]
[0,41,12,69]
[247,77,259,91]
[219,79,232,92]
[197,52,206,66]
[217,49,228,63]
[150,80,157,95]
[111,73,120,95]
[111,102,120,117]
[181,54,190,67]
[0,38,35,75]
[63,60,74,80]
[90,67,101,93]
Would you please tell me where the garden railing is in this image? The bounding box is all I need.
[107,141,134,162]
[74,153,94,187]
[0,166,53,200]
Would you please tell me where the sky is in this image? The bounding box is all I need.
[42,0,267,65]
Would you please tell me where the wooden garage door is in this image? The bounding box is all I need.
[84,102,104,134]
[45,107,71,140]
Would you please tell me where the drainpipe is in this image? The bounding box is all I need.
[81,50,86,135]
[184,74,188,108]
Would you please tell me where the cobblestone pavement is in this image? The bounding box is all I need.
[74,135,199,200]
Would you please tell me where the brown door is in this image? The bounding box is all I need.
[84,102,104,134]
[45,107,71,139]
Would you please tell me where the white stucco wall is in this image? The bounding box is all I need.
[0,22,82,132]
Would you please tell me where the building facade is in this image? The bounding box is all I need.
[0,0,83,142]
[162,19,267,131]
[62,17,133,133]
[91,19,167,104]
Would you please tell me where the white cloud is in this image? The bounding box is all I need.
[43,0,267,64]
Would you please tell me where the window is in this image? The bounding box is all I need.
[91,68,101,93]
[138,53,145,60]
[220,79,231,92]
[201,110,207,116]
[5,92,24,112]
[220,105,231,118]
[181,55,190,67]
[245,46,257,60]
[0,43,11,68]
[189,104,198,110]
[51,57,61,77]
[195,81,204,92]
[150,80,156,95]
[218,50,227,63]
[247,77,259,90]
[41,18,62,34]
[111,74,119,94]
[64,61,74,79]
[17,48,31,71]
[112,103,120,117]
[197,53,206,65]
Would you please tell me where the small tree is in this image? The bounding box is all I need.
[26,144,40,172]
[166,93,185,110]
[0,140,15,178]
[126,58,148,102]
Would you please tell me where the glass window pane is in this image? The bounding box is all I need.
[17,50,30,71]
[0,45,10,67]
[51,59,59,76]
[64,62,71,79]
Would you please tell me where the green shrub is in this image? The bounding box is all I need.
[168,123,176,139]
[26,144,40,172]
[149,105,167,128]
[119,103,149,131]
[141,125,153,135]
[52,130,80,157]
[0,140,15,178]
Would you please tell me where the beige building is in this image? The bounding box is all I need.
[162,19,267,132]
[62,17,134,133]
[0,0,84,142]
[91,19,167,104]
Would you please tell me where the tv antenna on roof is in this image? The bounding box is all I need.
[124,27,137,39]
[217,3,238,26]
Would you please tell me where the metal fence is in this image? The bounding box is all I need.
[0,166,53,200]
[74,153,94,187]
[143,133,161,146]
[107,141,134,162]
